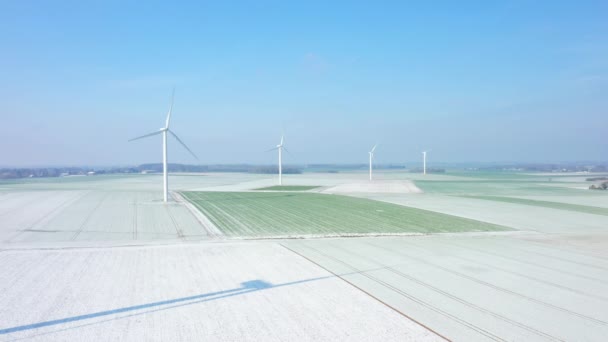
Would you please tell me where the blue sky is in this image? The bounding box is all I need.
[1,1,606,166]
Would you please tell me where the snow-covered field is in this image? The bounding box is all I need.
[284,234,608,341]
[1,171,607,341]
[0,242,438,341]
[323,180,422,194]
[0,190,215,244]
[357,193,608,234]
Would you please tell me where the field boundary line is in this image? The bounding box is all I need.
[279,243,452,342]
[71,192,109,241]
[166,204,185,241]
[326,242,561,341]
[477,238,608,271]
[173,191,224,238]
[363,240,608,326]
[458,195,608,217]
[347,193,515,232]
[133,195,138,240]
[400,239,608,301]
[436,239,608,285]
[4,190,87,243]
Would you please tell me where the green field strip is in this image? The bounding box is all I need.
[254,185,320,191]
[185,192,244,235]
[181,191,509,237]
[460,195,608,216]
[414,180,584,196]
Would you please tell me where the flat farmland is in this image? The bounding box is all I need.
[254,185,320,191]
[0,242,439,341]
[2,172,608,341]
[0,190,216,245]
[283,235,608,341]
[414,179,584,196]
[461,195,608,216]
[181,191,509,237]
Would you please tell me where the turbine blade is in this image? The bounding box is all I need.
[371,144,377,153]
[280,135,284,146]
[168,130,198,160]
[165,88,175,129]
[265,147,279,152]
[128,130,162,142]
[283,146,293,156]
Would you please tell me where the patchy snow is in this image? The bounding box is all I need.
[323,180,423,194]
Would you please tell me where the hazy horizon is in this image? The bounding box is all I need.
[2,160,607,170]
[2,2,606,166]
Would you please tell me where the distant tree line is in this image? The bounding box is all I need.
[408,168,446,174]
[139,163,209,172]
[0,166,137,179]
[2,162,606,180]
[140,163,302,174]
[480,164,608,173]
[0,163,303,179]
[249,166,302,174]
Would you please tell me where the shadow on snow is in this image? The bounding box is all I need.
[0,276,327,336]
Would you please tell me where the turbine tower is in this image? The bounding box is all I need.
[278,135,284,185]
[422,151,428,175]
[369,144,377,181]
[129,89,198,202]
[267,135,286,185]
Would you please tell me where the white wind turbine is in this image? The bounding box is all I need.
[368,144,377,181]
[129,90,198,202]
[422,150,430,175]
[267,135,287,185]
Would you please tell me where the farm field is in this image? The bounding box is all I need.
[461,195,608,216]
[509,194,608,208]
[414,179,585,196]
[0,190,216,245]
[254,185,320,191]
[1,171,608,341]
[0,242,438,341]
[181,191,509,237]
[359,193,608,234]
[283,235,608,341]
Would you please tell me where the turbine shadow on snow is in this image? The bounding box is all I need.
[1,263,395,338]
[0,279,278,336]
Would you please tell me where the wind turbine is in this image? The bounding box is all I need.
[267,135,286,185]
[422,150,430,175]
[129,89,198,202]
[369,144,377,181]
